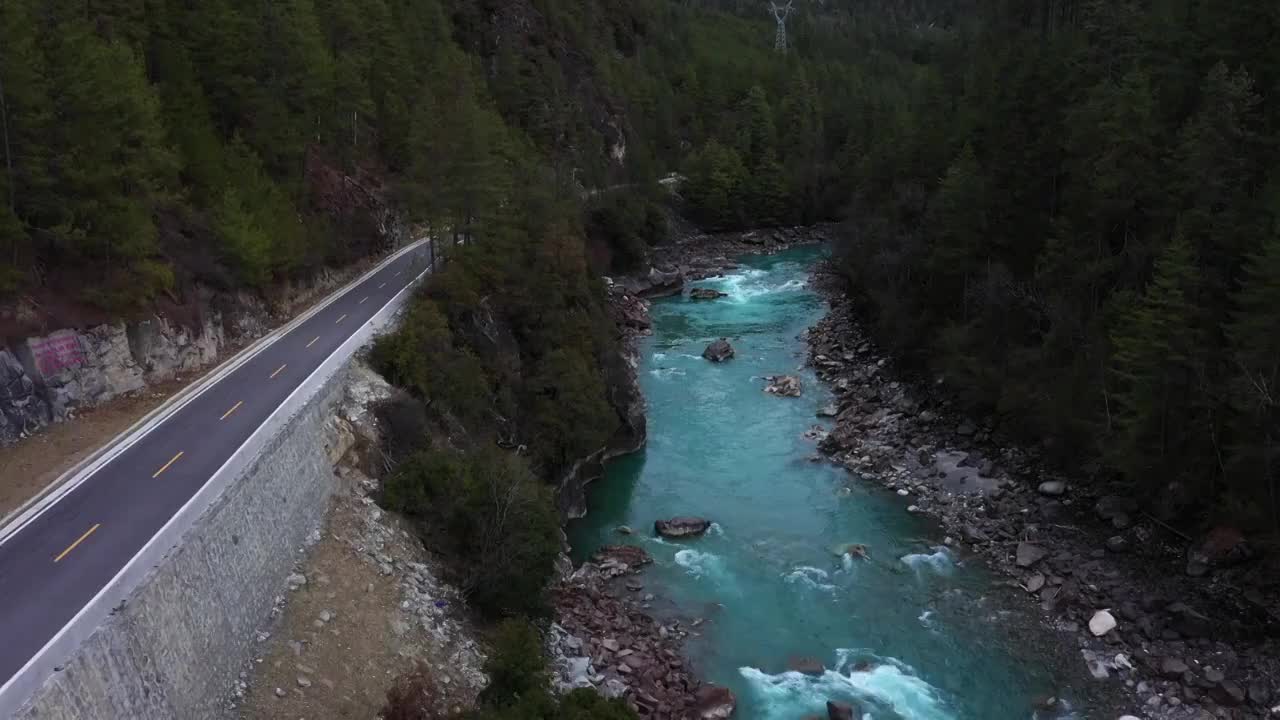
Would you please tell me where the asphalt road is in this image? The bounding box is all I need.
[0,240,434,690]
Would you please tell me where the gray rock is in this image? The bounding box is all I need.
[1167,602,1212,638]
[689,287,727,300]
[1212,681,1246,706]
[296,675,312,688]
[1038,480,1067,496]
[1089,610,1117,636]
[1016,542,1048,568]
[1106,535,1129,553]
[956,422,976,436]
[702,338,735,362]
[286,573,307,589]
[274,688,286,698]
[654,517,712,538]
[1025,573,1046,593]
[1160,657,1189,678]
[817,403,839,418]
[319,610,333,623]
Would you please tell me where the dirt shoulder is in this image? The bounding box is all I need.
[236,464,485,719]
[0,371,204,518]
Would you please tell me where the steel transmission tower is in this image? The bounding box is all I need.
[770,1,795,54]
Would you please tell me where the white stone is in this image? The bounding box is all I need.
[1089,609,1117,636]
[1038,480,1067,496]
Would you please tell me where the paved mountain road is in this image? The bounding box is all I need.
[0,240,434,696]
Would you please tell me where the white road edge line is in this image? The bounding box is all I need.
[0,243,435,714]
[0,239,427,549]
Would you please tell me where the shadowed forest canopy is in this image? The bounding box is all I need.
[821,0,1280,531]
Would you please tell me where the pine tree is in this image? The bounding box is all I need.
[734,85,777,169]
[40,14,176,305]
[747,149,789,226]
[925,143,988,321]
[1109,231,1204,487]
[684,140,747,230]
[1225,221,1280,527]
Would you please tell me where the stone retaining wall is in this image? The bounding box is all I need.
[13,362,350,720]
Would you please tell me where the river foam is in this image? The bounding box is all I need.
[739,650,954,720]
[900,547,955,577]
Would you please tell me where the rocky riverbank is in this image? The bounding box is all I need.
[549,545,736,720]
[805,261,1280,720]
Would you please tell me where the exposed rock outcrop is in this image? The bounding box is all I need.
[689,288,727,301]
[550,553,710,720]
[702,339,734,363]
[653,517,712,539]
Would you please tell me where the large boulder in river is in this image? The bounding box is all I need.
[764,374,802,397]
[703,338,735,362]
[695,685,736,719]
[654,517,712,538]
[690,287,728,300]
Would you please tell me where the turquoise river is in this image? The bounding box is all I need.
[569,247,1082,720]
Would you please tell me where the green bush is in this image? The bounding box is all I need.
[382,447,561,618]
[370,298,493,428]
[585,191,669,273]
[465,620,637,720]
[477,619,550,706]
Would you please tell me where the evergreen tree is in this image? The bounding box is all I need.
[1109,231,1204,489]
[684,140,746,230]
[1225,222,1280,527]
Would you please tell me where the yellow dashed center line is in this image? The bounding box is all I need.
[359,296,369,305]
[306,336,320,348]
[335,314,347,324]
[270,364,287,379]
[54,524,100,563]
[153,451,184,478]
[220,401,243,421]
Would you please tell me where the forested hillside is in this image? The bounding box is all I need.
[3,0,1273,531]
[824,0,1280,530]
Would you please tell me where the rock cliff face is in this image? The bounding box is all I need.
[0,309,256,446]
[0,255,399,448]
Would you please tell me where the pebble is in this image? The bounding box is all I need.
[319,610,333,623]
[274,688,286,698]
[296,675,311,688]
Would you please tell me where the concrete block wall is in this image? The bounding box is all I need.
[14,364,349,720]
